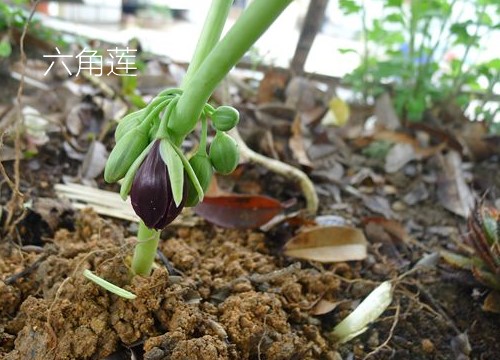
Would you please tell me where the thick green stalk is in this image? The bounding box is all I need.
[131,221,161,276]
[169,0,293,139]
[182,0,233,88]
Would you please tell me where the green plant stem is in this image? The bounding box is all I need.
[131,220,161,276]
[169,0,293,139]
[199,117,208,154]
[360,0,369,102]
[414,0,457,99]
[406,1,418,91]
[182,0,233,88]
[450,2,487,97]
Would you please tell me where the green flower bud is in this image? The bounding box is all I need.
[212,106,239,131]
[115,109,146,142]
[148,115,161,142]
[104,127,149,183]
[185,153,213,207]
[209,132,239,175]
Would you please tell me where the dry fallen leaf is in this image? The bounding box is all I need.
[283,226,368,263]
[384,143,417,173]
[374,92,400,130]
[362,217,411,244]
[311,299,342,315]
[436,151,474,218]
[80,140,108,180]
[482,291,500,313]
[194,195,284,229]
[289,114,313,167]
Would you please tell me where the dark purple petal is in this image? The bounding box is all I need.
[154,174,187,228]
[130,140,170,229]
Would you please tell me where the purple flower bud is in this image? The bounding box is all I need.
[130,140,186,230]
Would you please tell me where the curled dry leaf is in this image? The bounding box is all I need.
[436,151,474,218]
[362,217,410,244]
[483,291,500,313]
[194,195,284,229]
[283,226,368,263]
[374,92,400,130]
[289,114,313,167]
[384,143,417,173]
[80,140,108,179]
[311,299,342,316]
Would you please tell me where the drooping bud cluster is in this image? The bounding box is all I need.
[209,131,239,175]
[104,89,240,229]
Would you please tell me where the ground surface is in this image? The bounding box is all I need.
[1,29,500,360]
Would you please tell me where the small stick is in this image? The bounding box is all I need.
[362,300,401,360]
[249,262,301,284]
[4,254,48,285]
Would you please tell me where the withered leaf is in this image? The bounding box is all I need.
[194,195,283,229]
[283,226,368,263]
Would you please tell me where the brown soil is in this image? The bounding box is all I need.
[2,196,500,360]
[1,39,499,360]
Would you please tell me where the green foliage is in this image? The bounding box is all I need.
[0,37,12,57]
[338,0,499,126]
[0,3,67,50]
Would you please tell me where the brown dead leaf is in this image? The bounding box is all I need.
[384,143,417,173]
[372,130,445,158]
[311,299,342,315]
[257,69,289,104]
[483,291,500,313]
[362,217,411,243]
[289,114,313,167]
[80,140,108,179]
[459,122,496,160]
[374,92,400,130]
[283,226,368,263]
[436,151,474,218]
[285,76,317,112]
[66,97,104,137]
[362,195,395,219]
[194,195,283,229]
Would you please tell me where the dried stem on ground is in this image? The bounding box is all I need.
[229,127,319,215]
[2,1,40,237]
[362,299,401,360]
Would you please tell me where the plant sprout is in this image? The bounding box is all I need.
[85,0,294,296]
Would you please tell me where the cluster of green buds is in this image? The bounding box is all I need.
[104,89,240,230]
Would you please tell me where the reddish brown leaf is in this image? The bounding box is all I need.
[194,195,283,229]
[362,217,411,244]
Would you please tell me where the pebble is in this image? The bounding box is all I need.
[392,201,406,212]
[421,338,435,353]
[367,330,380,348]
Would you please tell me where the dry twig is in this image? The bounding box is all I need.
[2,0,41,236]
[362,299,401,360]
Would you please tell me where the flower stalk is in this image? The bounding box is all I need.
[93,0,293,290]
[169,0,293,140]
[131,221,161,276]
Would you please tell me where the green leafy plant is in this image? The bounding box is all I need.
[338,0,499,125]
[85,0,293,296]
[0,2,67,50]
[441,203,500,312]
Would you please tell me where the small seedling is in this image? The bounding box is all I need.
[441,202,500,311]
[85,0,293,297]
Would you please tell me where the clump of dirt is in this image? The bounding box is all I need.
[1,210,342,359]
